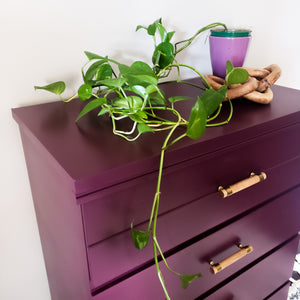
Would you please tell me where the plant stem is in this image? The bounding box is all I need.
[153,237,181,276]
[158,79,205,91]
[147,192,159,232]
[63,93,78,103]
[150,111,182,299]
[171,64,211,89]
[174,22,227,55]
[164,133,187,150]
[206,98,233,126]
[207,104,222,122]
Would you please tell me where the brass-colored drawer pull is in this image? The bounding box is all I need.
[218,172,267,198]
[210,244,253,274]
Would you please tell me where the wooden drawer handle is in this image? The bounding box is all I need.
[218,172,267,198]
[210,244,253,274]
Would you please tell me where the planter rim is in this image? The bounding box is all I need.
[210,29,251,37]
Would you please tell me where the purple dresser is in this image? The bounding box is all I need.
[12,80,300,299]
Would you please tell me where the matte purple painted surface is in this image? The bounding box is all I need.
[12,82,300,300]
[83,124,300,246]
[205,237,299,300]
[12,82,300,198]
[18,128,92,300]
[88,179,300,291]
[209,35,251,78]
[94,188,300,299]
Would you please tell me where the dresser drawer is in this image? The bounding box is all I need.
[89,185,300,296]
[82,123,300,247]
[266,283,291,300]
[204,236,299,300]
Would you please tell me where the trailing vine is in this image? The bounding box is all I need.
[34,18,249,299]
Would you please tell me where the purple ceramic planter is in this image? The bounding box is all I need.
[209,29,251,78]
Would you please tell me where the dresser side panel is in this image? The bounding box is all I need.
[19,127,92,300]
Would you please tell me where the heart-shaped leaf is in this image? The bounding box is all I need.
[78,84,93,100]
[200,85,227,116]
[180,273,202,289]
[113,96,143,110]
[96,78,127,89]
[187,86,227,139]
[128,85,146,98]
[131,224,150,250]
[119,61,157,87]
[138,123,153,134]
[148,91,166,106]
[84,60,106,84]
[186,98,207,140]
[129,74,158,87]
[129,111,148,123]
[120,61,155,77]
[226,68,249,86]
[34,81,65,96]
[95,63,113,81]
[76,97,106,121]
[152,42,174,69]
[147,22,157,36]
[118,63,130,76]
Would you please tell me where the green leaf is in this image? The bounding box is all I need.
[136,18,162,37]
[76,97,106,121]
[95,63,113,81]
[135,110,148,119]
[144,84,166,105]
[147,22,157,36]
[226,68,249,86]
[156,23,168,42]
[34,81,65,96]
[118,64,130,76]
[136,25,147,32]
[127,96,143,110]
[137,123,153,134]
[152,42,174,69]
[78,84,93,100]
[120,61,155,77]
[96,78,127,88]
[187,86,226,139]
[113,96,143,110]
[186,98,207,140]
[148,90,166,106]
[180,273,202,289]
[128,74,158,87]
[226,60,234,75]
[129,111,147,123]
[131,224,150,249]
[166,31,175,43]
[200,85,227,116]
[84,51,105,61]
[98,107,108,116]
[168,96,192,104]
[119,61,157,87]
[128,85,146,97]
[145,85,157,95]
[84,60,107,83]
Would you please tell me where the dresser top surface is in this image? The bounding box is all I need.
[12,80,300,196]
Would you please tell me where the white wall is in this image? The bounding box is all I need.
[1,0,299,299]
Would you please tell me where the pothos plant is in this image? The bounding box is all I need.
[35,18,249,299]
